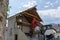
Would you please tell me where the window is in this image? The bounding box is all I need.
[0,0,3,5]
[17,25,22,29]
[15,34,18,40]
[16,15,22,22]
[47,26,50,29]
[43,27,46,30]
[19,19,22,22]
[0,28,1,31]
[0,16,3,22]
[0,37,2,40]
[16,15,22,19]
[9,28,12,36]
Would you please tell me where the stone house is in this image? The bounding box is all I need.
[7,7,42,40]
[0,0,8,40]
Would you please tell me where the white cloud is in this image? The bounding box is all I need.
[22,1,37,8]
[37,6,60,24]
[44,5,49,8]
[45,2,53,8]
[46,2,51,4]
[55,0,59,3]
[38,6,60,18]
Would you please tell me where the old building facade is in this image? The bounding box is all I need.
[7,13,29,40]
[7,7,42,40]
[0,0,8,40]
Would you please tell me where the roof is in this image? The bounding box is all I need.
[8,6,42,23]
[21,6,42,23]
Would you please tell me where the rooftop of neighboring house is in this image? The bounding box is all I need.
[52,24,60,33]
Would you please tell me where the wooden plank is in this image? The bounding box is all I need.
[17,21,31,26]
[22,12,39,21]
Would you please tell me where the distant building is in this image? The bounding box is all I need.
[0,0,8,40]
[7,7,42,40]
[52,24,60,33]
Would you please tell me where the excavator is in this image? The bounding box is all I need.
[30,18,56,40]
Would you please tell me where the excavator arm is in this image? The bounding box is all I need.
[30,18,43,38]
[31,18,43,31]
[36,22,43,28]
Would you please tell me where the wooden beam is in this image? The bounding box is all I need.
[22,22,31,26]
[17,21,31,26]
[22,12,39,20]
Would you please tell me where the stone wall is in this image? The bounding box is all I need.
[8,16,29,40]
[0,0,8,40]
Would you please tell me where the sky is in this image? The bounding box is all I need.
[9,0,60,25]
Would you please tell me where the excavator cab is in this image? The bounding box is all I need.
[40,25,52,34]
[40,25,57,40]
